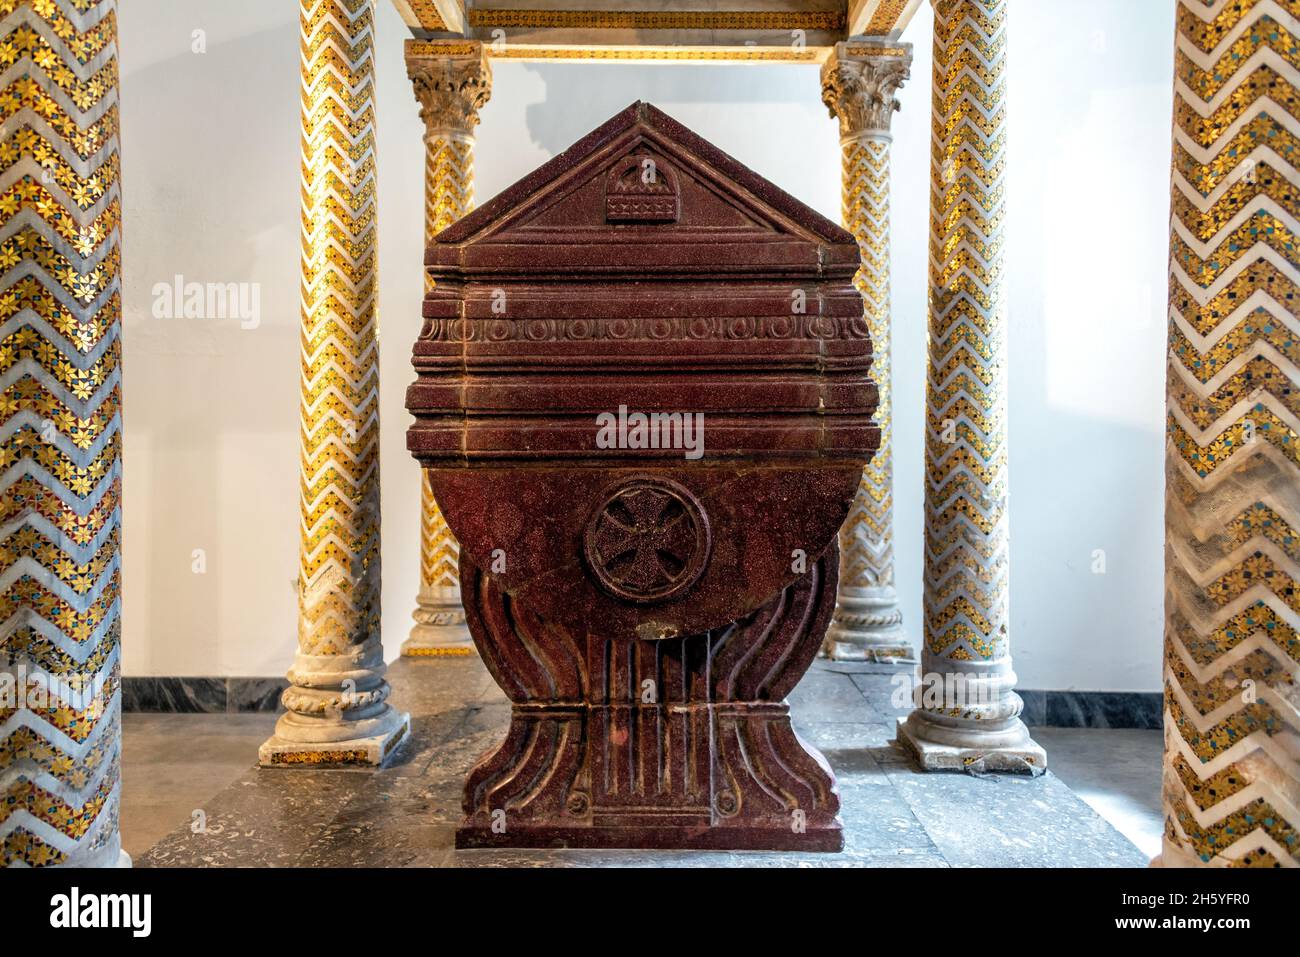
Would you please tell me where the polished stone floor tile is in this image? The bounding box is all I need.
[836,783,938,855]
[884,769,1149,868]
[846,671,915,719]
[121,712,275,857]
[140,770,372,867]
[795,719,899,755]
[1030,727,1162,860]
[127,658,1155,868]
[298,820,457,868]
[787,668,880,722]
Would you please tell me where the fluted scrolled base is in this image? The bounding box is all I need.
[458,704,843,851]
[822,585,914,661]
[456,546,845,851]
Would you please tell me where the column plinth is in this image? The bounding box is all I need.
[259,643,408,766]
[821,41,913,663]
[408,578,473,657]
[261,0,407,767]
[899,0,1044,773]
[402,42,491,658]
[1157,0,1300,867]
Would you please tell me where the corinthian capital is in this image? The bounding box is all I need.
[821,41,912,141]
[406,40,492,138]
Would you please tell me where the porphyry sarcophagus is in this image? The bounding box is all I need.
[406,102,878,851]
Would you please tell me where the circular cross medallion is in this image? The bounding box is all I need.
[583,478,710,605]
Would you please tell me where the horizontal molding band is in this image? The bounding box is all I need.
[121,677,1164,728]
[1018,690,1163,731]
[122,677,286,714]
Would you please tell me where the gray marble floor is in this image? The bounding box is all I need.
[1030,727,1163,860]
[126,657,1156,867]
[121,712,277,857]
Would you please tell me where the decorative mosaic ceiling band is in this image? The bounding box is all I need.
[260,0,408,766]
[404,37,823,64]
[1160,0,1300,867]
[841,43,909,59]
[465,9,845,31]
[485,45,824,62]
[403,41,490,657]
[897,0,1042,771]
[861,0,921,36]
[819,41,913,662]
[396,0,448,32]
[0,0,124,867]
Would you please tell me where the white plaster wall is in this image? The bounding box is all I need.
[116,0,1173,690]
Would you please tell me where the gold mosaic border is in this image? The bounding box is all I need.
[466,9,844,31]
[484,43,824,62]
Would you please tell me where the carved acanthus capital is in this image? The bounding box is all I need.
[406,41,492,138]
[821,41,912,141]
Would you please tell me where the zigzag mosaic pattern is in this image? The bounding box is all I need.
[296,0,381,659]
[832,136,910,658]
[920,0,1014,683]
[412,131,470,652]
[1163,0,1300,867]
[0,0,122,866]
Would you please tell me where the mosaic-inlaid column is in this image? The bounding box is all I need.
[0,0,126,867]
[1158,0,1299,867]
[896,0,1044,772]
[401,40,489,658]
[820,40,913,662]
[260,0,408,767]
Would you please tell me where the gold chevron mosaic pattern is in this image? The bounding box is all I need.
[921,0,1011,670]
[1163,0,1300,868]
[296,0,382,658]
[0,0,122,866]
[415,131,470,638]
[835,135,908,656]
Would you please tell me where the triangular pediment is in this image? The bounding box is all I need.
[434,102,853,254]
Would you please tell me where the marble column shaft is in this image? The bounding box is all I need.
[1158,0,1300,867]
[0,0,126,867]
[896,0,1043,772]
[820,40,913,663]
[260,0,408,767]
[402,40,490,658]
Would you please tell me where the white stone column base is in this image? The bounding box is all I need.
[405,586,474,657]
[823,633,913,662]
[895,714,1046,775]
[822,587,914,662]
[402,620,474,657]
[259,709,410,768]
